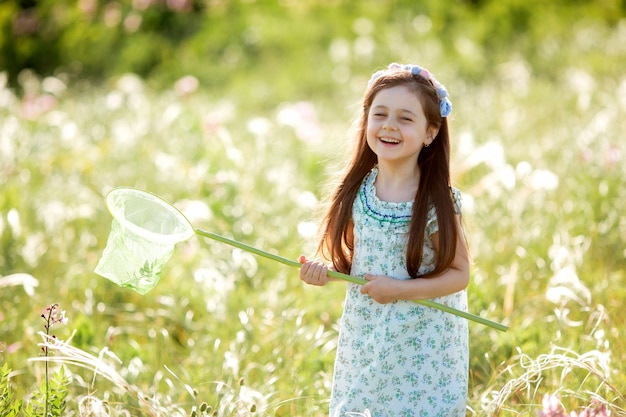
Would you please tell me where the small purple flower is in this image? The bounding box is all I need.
[42,304,68,330]
[41,303,67,356]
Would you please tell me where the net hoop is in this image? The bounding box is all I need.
[105,187,195,244]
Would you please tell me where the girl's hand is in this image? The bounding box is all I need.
[298,255,331,286]
[361,274,402,304]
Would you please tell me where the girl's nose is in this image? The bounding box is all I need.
[382,123,398,131]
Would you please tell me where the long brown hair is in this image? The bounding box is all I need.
[316,68,459,278]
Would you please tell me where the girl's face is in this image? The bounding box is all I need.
[366,85,438,169]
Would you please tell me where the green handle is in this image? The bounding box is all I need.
[195,228,508,332]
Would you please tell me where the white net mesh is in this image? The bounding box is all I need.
[94,188,194,294]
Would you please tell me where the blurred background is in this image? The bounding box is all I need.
[3,0,624,103]
[1,1,626,416]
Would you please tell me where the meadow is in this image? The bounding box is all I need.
[2,5,626,417]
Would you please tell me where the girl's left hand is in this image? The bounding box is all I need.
[299,255,331,286]
[361,274,401,304]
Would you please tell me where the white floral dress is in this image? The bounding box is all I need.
[329,167,469,417]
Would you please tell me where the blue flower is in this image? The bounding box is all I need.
[410,65,422,75]
[440,97,452,118]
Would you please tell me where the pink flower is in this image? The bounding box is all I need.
[21,94,57,120]
[174,75,199,96]
[42,303,68,328]
[166,0,192,13]
[538,394,610,417]
[539,394,567,417]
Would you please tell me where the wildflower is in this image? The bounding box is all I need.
[42,303,69,330]
[39,303,70,417]
[174,75,199,96]
[538,394,610,417]
[40,303,68,355]
[538,394,566,417]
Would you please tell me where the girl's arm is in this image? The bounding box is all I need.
[361,214,470,304]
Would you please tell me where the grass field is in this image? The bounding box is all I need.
[2,21,626,416]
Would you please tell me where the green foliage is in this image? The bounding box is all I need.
[1,0,626,97]
[22,366,70,417]
[1,363,71,417]
[0,364,21,417]
[70,314,95,351]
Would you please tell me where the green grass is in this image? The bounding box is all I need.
[2,23,626,416]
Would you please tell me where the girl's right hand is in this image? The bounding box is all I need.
[298,255,331,286]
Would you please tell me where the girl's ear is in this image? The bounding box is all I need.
[426,126,439,146]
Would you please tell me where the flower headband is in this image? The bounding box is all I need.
[368,63,452,118]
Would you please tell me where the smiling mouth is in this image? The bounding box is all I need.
[379,137,400,144]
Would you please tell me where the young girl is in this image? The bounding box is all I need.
[299,63,470,416]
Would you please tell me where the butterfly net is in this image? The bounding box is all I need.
[94,188,195,294]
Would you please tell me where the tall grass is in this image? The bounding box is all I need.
[2,21,626,416]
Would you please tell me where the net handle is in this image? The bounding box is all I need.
[194,228,508,332]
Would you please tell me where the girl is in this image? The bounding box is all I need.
[299,63,470,416]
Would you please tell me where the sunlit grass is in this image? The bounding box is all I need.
[2,28,626,415]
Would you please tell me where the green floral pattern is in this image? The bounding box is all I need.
[330,167,469,417]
